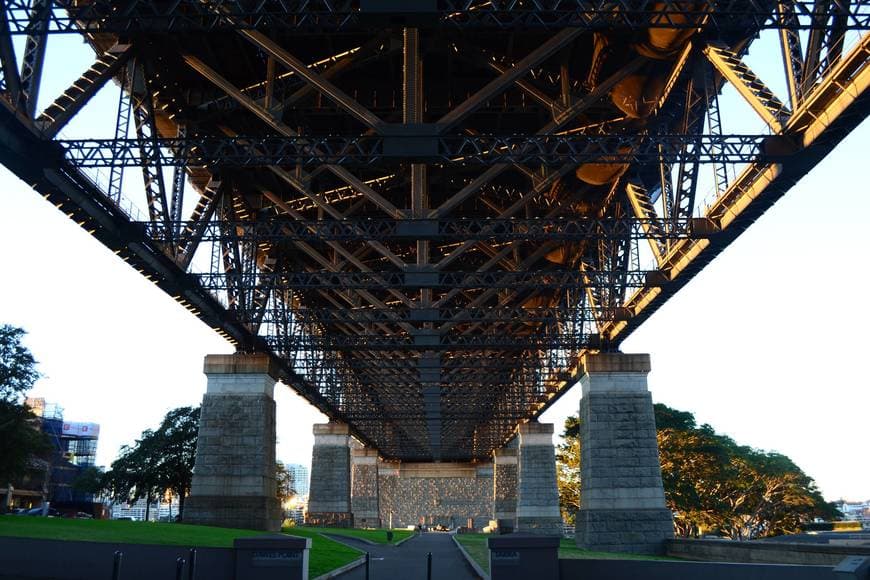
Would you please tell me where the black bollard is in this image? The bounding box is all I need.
[112,551,123,580]
[365,552,370,580]
[427,552,432,580]
[187,548,197,580]
[175,558,186,580]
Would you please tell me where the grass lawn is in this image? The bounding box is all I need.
[0,516,361,578]
[303,526,413,545]
[454,534,675,574]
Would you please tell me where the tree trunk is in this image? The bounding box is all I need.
[145,492,151,521]
[179,491,185,520]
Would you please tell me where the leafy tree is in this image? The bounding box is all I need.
[152,406,199,517]
[0,325,49,503]
[104,406,200,520]
[0,401,51,499]
[0,325,41,403]
[276,461,296,504]
[71,465,106,497]
[556,403,834,539]
[104,430,163,520]
[556,416,581,523]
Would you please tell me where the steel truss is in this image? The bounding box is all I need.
[56,134,790,167]
[137,217,714,242]
[1,1,869,33]
[0,1,867,460]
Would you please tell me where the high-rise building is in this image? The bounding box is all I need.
[284,463,310,497]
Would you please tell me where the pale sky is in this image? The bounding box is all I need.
[0,28,867,501]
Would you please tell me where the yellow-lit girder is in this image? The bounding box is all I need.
[594,32,870,346]
[704,42,792,134]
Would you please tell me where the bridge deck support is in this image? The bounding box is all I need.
[492,447,518,532]
[184,354,281,531]
[574,353,674,554]
[307,422,352,527]
[351,447,380,528]
[516,422,562,535]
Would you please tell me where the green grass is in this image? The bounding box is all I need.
[0,516,362,578]
[454,534,676,574]
[304,526,413,545]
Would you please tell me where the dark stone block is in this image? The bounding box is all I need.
[184,495,281,532]
[489,535,559,580]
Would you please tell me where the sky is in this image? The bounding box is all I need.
[0,27,867,501]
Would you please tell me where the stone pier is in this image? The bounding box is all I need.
[492,447,518,532]
[574,353,674,554]
[307,422,352,526]
[351,447,380,528]
[185,353,281,531]
[515,422,562,535]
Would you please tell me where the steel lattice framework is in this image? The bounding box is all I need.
[0,1,867,461]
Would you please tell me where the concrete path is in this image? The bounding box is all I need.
[328,532,481,580]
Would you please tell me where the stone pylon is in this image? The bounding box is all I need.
[185,353,281,531]
[574,353,674,554]
[351,447,380,528]
[515,422,562,535]
[492,447,518,532]
[306,422,352,527]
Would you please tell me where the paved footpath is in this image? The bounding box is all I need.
[328,532,481,580]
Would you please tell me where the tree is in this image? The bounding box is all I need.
[556,403,834,539]
[276,461,296,505]
[71,466,106,497]
[104,430,163,521]
[103,406,200,520]
[0,325,49,502]
[556,416,581,523]
[0,325,41,403]
[152,406,199,517]
[0,401,51,497]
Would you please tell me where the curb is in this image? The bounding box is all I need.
[394,532,417,547]
[312,555,366,580]
[452,534,490,580]
[321,532,380,546]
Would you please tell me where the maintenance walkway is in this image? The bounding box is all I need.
[329,532,481,580]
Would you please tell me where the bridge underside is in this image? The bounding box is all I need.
[0,2,868,462]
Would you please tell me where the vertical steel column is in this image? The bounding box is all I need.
[19,0,51,117]
[405,27,441,459]
[778,0,804,108]
[107,61,133,204]
[0,1,22,102]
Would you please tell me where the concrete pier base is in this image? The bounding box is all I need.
[185,354,281,531]
[515,422,562,535]
[307,422,352,527]
[492,447,518,532]
[351,447,381,528]
[574,353,674,554]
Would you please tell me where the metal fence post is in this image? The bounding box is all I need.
[112,551,123,580]
[365,551,370,580]
[187,548,197,580]
[175,557,186,580]
[427,552,432,580]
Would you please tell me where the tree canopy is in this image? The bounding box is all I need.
[276,461,297,505]
[1,325,41,403]
[0,325,49,493]
[103,406,200,518]
[556,403,838,539]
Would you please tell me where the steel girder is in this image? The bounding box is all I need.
[0,3,867,460]
[53,133,796,167]
[0,1,869,33]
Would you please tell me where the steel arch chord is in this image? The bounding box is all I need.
[0,0,867,460]
[0,1,868,33]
